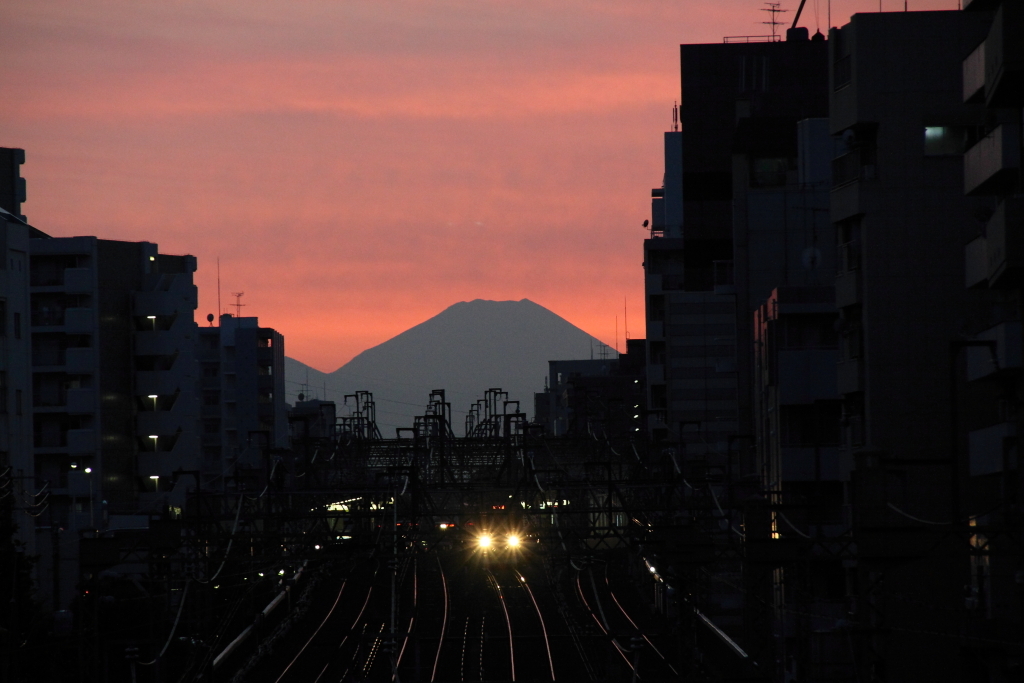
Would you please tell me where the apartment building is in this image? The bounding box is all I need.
[28,235,200,608]
[196,314,287,490]
[959,0,1024,677]
[1,208,36,559]
[828,10,998,680]
[534,338,646,438]
[645,33,829,464]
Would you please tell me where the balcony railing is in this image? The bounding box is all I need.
[839,241,861,271]
[833,55,851,90]
[963,40,986,103]
[964,123,1022,195]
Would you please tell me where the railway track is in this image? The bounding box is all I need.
[251,538,683,682]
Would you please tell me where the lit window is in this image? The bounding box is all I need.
[924,126,962,156]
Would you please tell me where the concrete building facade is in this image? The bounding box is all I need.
[828,10,1000,680]
[28,235,199,609]
[197,315,287,491]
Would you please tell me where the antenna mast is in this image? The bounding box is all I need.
[217,257,222,323]
[231,292,246,318]
[761,2,790,39]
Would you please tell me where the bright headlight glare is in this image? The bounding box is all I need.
[477,534,493,549]
[506,534,521,547]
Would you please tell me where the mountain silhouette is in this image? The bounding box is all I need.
[285,299,614,435]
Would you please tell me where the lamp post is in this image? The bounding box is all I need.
[84,467,94,529]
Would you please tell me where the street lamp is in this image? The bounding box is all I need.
[84,467,94,528]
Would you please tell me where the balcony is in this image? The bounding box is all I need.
[65,347,95,373]
[136,411,181,436]
[963,40,986,104]
[964,123,1021,196]
[835,269,860,309]
[836,358,862,394]
[135,331,178,356]
[66,388,96,414]
[63,268,94,294]
[965,235,988,288]
[64,307,95,333]
[135,371,183,396]
[833,55,851,91]
[777,350,839,403]
[985,197,1024,289]
[132,291,180,317]
[983,2,1024,107]
[67,428,97,454]
[968,422,1015,476]
[781,446,844,481]
[966,321,1022,381]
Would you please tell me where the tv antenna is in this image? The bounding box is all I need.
[672,102,679,132]
[761,2,790,39]
[231,292,246,318]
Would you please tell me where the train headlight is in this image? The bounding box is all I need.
[477,534,493,549]
[506,534,521,548]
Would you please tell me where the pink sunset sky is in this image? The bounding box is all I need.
[3,0,957,372]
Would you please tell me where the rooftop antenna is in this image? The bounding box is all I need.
[217,257,222,323]
[616,315,619,354]
[624,297,629,341]
[762,2,790,39]
[672,102,679,132]
[231,292,246,318]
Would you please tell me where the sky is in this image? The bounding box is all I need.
[3,0,957,372]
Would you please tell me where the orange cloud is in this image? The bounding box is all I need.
[3,0,959,373]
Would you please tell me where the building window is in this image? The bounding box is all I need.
[924,126,962,156]
[781,314,839,349]
[750,157,790,188]
[839,306,863,360]
[13,312,20,339]
[780,402,841,446]
[924,125,988,156]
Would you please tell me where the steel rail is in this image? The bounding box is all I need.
[575,571,636,672]
[487,569,517,681]
[393,558,418,679]
[312,569,378,683]
[430,556,450,682]
[273,571,348,683]
[516,569,556,681]
[604,569,679,676]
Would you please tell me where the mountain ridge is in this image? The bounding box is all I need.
[285,298,613,433]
